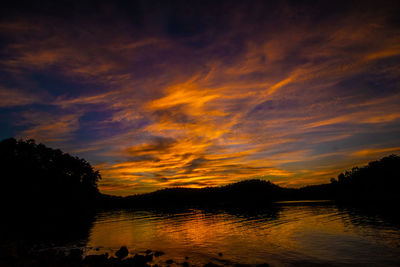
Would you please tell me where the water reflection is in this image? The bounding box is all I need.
[86,202,400,266]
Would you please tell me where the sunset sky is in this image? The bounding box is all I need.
[1,0,400,195]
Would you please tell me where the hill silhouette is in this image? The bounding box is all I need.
[1,138,399,211]
[118,155,400,209]
[122,179,287,209]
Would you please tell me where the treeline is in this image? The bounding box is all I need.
[0,138,103,241]
[1,138,399,212]
[0,138,101,214]
[118,155,400,208]
[121,179,286,209]
[328,154,400,202]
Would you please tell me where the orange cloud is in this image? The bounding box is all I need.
[352,147,400,157]
[2,2,400,195]
[0,87,41,107]
[17,112,81,143]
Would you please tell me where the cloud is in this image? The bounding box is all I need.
[0,87,41,107]
[352,146,400,157]
[125,137,177,155]
[1,1,400,195]
[17,111,81,143]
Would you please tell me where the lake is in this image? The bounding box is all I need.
[80,200,400,266]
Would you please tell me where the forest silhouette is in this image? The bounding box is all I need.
[121,154,400,209]
[1,138,399,212]
[0,138,100,242]
[0,138,400,213]
[0,138,101,213]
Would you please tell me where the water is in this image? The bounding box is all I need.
[84,201,400,266]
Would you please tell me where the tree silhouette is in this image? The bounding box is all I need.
[0,138,101,212]
[330,154,400,202]
[2,136,398,212]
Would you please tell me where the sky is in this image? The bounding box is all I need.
[1,0,400,195]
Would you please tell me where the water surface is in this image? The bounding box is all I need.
[85,201,400,266]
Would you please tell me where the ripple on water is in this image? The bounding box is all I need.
[86,203,400,266]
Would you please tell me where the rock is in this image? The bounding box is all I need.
[145,249,152,254]
[182,261,190,267]
[116,246,129,259]
[166,259,174,264]
[108,256,119,264]
[218,252,223,257]
[131,254,153,265]
[256,264,270,267]
[121,257,139,266]
[145,254,153,262]
[154,251,165,257]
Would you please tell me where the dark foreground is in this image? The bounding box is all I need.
[1,139,400,266]
[0,245,270,267]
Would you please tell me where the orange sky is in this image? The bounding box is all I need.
[1,0,400,195]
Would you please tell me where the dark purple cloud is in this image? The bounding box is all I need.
[1,0,400,195]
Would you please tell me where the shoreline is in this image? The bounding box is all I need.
[0,244,271,267]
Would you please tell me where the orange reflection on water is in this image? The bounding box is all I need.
[86,203,400,266]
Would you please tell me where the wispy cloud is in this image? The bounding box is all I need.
[1,1,400,195]
[17,111,81,143]
[0,87,42,107]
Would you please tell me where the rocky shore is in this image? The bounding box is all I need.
[0,245,270,267]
